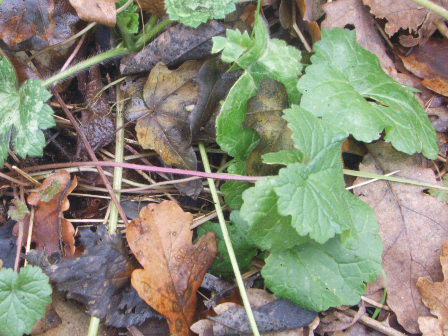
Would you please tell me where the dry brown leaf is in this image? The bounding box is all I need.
[126,201,217,336]
[418,316,445,336]
[23,170,77,257]
[322,0,395,72]
[295,0,325,22]
[417,241,448,335]
[0,0,79,51]
[363,0,448,46]
[353,142,448,334]
[399,37,448,97]
[69,0,117,26]
[137,0,166,17]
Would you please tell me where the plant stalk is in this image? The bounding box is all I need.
[199,142,261,336]
[408,0,448,20]
[42,47,129,87]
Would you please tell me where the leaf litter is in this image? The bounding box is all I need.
[1,0,448,335]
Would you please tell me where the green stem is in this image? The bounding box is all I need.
[408,0,448,20]
[42,47,129,87]
[135,18,172,50]
[87,317,100,336]
[343,169,448,191]
[371,289,387,320]
[87,84,126,336]
[199,142,261,336]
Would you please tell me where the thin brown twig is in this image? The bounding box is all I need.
[0,171,31,187]
[53,92,130,226]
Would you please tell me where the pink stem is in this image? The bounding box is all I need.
[21,161,265,182]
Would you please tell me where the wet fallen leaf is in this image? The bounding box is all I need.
[126,201,217,336]
[399,37,448,97]
[30,225,160,327]
[417,240,448,335]
[120,21,225,75]
[322,0,395,71]
[295,0,325,22]
[76,65,115,158]
[191,288,318,336]
[138,0,166,17]
[362,0,448,46]
[69,0,117,26]
[124,59,233,197]
[353,142,448,333]
[0,220,16,269]
[244,78,294,176]
[0,0,79,50]
[21,170,77,257]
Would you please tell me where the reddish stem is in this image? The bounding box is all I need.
[19,161,264,182]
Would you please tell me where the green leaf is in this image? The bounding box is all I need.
[262,193,382,311]
[0,265,52,336]
[240,177,307,251]
[262,150,303,165]
[221,161,250,210]
[297,28,437,159]
[197,212,258,277]
[273,106,352,243]
[166,0,238,28]
[0,56,55,166]
[117,0,140,34]
[7,199,29,221]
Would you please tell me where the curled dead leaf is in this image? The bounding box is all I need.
[126,201,217,336]
[25,170,77,256]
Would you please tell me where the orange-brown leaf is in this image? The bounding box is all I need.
[126,201,217,336]
[137,0,166,17]
[26,170,77,256]
[417,241,448,335]
[69,0,117,26]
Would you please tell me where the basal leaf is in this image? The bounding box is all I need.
[273,106,352,243]
[221,161,250,210]
[117,0,140,34]
[0,56,55,166]
[0,265,52,336]
[240,178,306,251]
[166,0,238,28]
[262,193,382,311]
[197,212,257,278]
[262,150,303,165]
[297,28,437,159]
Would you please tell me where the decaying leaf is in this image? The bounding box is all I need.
[0,0,79,50]
[31,225,160,327]
[417,240,448,335]
[120,21,225,75]
[124,58,235,197]
[354,142,448,333]
[362,0,448,46]
[23,170,77,257]
[295,0,325,22]
[138,0,166,17]
[69,0,117,26]
[76,65,115,158]
[191,288,318,336]
[322,0,395,71]
[244,78,294,176]
[0,220,16,269]
[399,37,448,97]
[126,201,217,335]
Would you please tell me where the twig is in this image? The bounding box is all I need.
[0,171,30,187]
[408,0,448,20]
[53,92,129,226]
[199,142,261,336]
[23,208,35,267]
[342,309,408,336]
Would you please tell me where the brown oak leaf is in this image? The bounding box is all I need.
[417,240,448,335]
[23,170,77,257]
[126,201,217,336]
[363,0,448,46]
[354,142,448,333]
